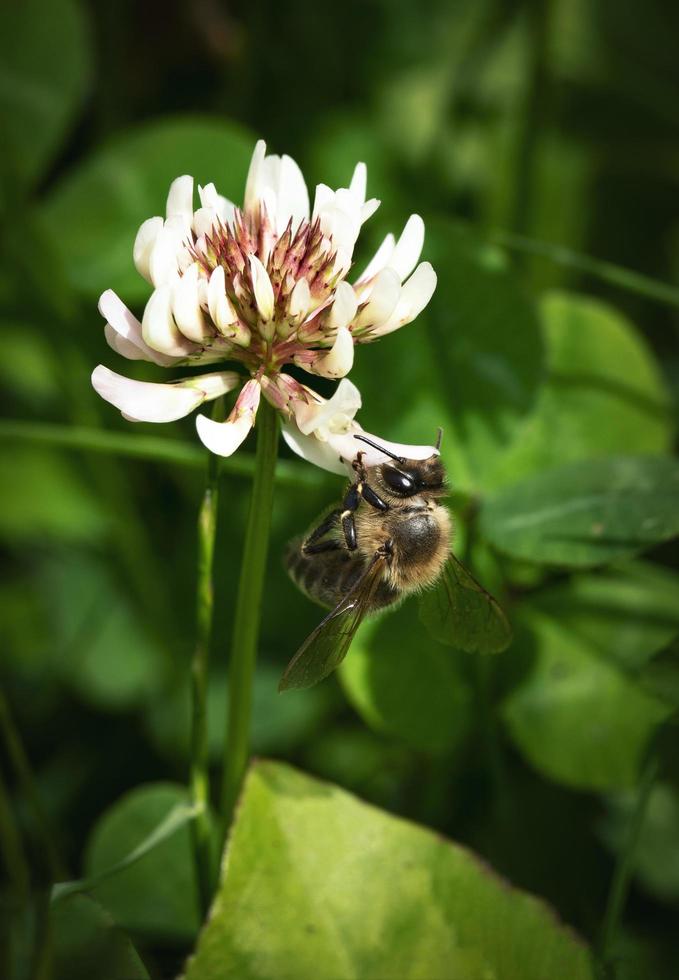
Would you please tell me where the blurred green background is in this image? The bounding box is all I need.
[1,0,679,977]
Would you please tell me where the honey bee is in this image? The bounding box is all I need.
[280,433,511,691]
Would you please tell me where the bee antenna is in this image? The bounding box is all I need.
[353,434,406,464]
[435,427,443,451]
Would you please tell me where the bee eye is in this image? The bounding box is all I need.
[383,468,416,495]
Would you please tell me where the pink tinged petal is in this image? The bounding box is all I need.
[98,289,179,367]
[171,264,212,342]
[249,254,275,322]
[327,281,358,330]
[388,214,425,282]
[355,268,401,329]
[195,378,261,457]
[165,175,194,224]
[288,278,310,320]
[349,162,367,204]
[373,262,437,337]
[91,365,203,423]
[133,217,163,283]
[293,377,362,435]
[104,323,147,361]
[142,284,198,357]
[355,233,396,285]
[308,325,354,379]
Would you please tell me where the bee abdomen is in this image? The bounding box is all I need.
[285,537,364,609]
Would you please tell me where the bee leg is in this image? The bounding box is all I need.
[361,482,389,512]
[302,509,342,555]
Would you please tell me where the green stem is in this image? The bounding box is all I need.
[0,690,64,881]
[190,403,223,915]
[597,755,659,975]
[220,400,279,838]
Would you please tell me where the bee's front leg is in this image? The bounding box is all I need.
[340,455,390,551]
[302,509,342,555]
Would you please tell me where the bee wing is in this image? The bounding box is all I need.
[279,551,388,692]
[419,553,512,654]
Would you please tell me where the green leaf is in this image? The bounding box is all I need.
[184,761,594,980]
[529,561,679,672]
[418,555,512,653]
[424,221,544,490]
[0,0,92,187]
[480,455,679,567]
[85,783,202,942]
[340,601,472,753]
[41,115,254,303]
[502,610,670,790]
[489,292,674,488]
[49,894,148,980]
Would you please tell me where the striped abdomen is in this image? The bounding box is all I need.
[285,537,398,611]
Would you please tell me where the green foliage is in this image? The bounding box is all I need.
[0,0,92,187]
[84,784,202,942]
[184,761,595,980]
[49,894,148,980]
[481,455,679,567]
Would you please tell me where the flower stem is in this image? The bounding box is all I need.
[597,754,659,976]
[190,403,223,914]
[220,400,279,839]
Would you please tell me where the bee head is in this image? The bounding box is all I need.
[354,435,446,498]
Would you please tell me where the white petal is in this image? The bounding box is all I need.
[288,278,310,320]
[374,262,437,336]
[387,214,425,282]
[277,154,310,232]
[166,175,194,223]
[193,206,220,239]
[244,140,267,213]
[148,219,185,286]
[182,370,241,400]
[249,254,275,321]
[355,233,396,284]
[327,281,358,330]
[171,264,211,342]
[309,325,354,379]
[142,285,197,357]
[294,377,362,435]
[98,289,179,367]
[91,365,202,423]
[195,414,252,456]
[281,424,351,477]
[353,431,439,468]
[319,206,356,260]
[133,217,163,283]
[312,183,334,220]
[349,162,367,204]
[104,323,147,361]
[360,198,380,224]
[356,268,400,329]
[208,266,237,333]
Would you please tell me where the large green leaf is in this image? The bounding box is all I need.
[41,115,254,303]
[0,0,92,187]
[49,894,149,980]
[480,455,679,567]
[85,783,201,942]
[184,761,594,980]
[502,610,670,790]
[488,292,674,488]
[529,561,679,672]
[423,221,544,490]
[339,600,472,753]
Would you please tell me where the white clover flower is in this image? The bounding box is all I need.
[92,139,438,462]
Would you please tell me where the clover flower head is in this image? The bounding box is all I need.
[92,139,437,465]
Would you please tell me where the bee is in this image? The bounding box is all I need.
[280,433,511,691]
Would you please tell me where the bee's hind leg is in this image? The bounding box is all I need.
[302,509,343,555]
